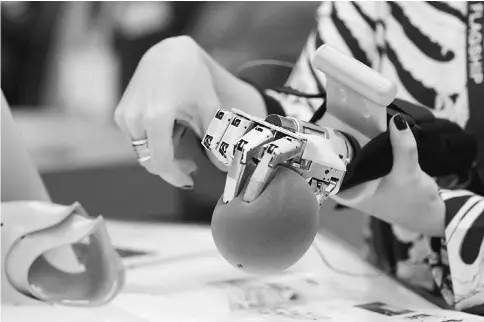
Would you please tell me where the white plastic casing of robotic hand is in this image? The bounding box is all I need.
[1,201,125,307]
[313,45,397,143]
[312,45,398,208]
[203,108,353,205]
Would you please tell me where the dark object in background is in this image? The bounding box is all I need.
[112,2,205,95]
[1,2,63,107]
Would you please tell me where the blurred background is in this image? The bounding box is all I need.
[1,1,366,250]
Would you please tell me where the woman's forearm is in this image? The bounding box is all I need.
[1,91,50,202]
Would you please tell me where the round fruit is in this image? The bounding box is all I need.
[211,166,319,274]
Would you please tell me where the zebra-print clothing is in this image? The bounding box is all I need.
[265,1,484,314]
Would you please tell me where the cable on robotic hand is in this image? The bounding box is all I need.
[270,86,327,124]
[235,59,296,76]
[236,59,326,99]
[271,86,326,99]
[236,59,328,125]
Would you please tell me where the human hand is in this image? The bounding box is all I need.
[114,36,222,189]
[114,36,266,188]
[351,114,446,237]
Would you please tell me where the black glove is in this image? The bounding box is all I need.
[340,99,480,192]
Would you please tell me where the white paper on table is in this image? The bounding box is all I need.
[227,299,484,322]
[111,290,484,322]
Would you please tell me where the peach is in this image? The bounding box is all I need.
[211,166,319,274]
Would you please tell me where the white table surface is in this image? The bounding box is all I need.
[3,220,482,322]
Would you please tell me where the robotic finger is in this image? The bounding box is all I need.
[216,115,253,164]
[202,109,234,164]
[243,137,303,202]
[223,125,275,203]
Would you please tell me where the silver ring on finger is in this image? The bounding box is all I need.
[132,139,151,163]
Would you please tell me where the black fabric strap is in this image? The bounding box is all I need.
[340,103,479,192]
[390,98,434,123]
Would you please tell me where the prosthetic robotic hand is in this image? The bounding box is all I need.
[202,108,354,206]
[1,201,125,307]
[203,45,478,274]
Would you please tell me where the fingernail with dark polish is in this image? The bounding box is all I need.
[394,114,408,131]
